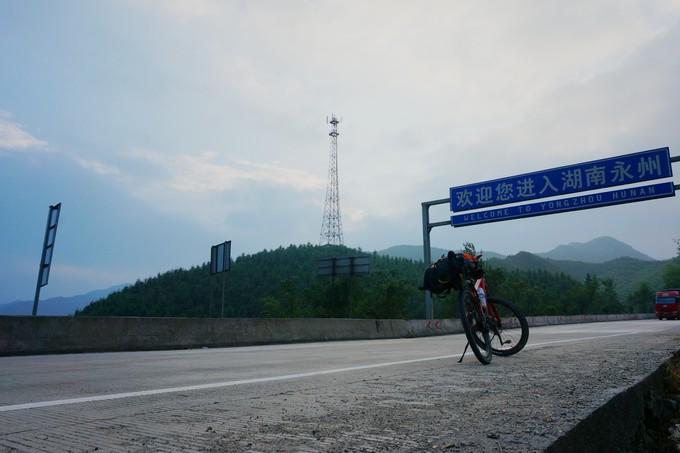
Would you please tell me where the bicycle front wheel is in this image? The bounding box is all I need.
[487,297,529,356]
[459,288,492,365]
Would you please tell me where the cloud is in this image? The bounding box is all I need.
[75,158,121,176]
[0,112,47,152]
[342,206,368,232]
[10,1,680,261]
[125,149,325,193]
[49,263,133,288]
[71,147,326,235]
[131,0,219,18]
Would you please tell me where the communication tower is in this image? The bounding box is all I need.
[320,114,344,245]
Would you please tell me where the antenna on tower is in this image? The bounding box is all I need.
[320,114,344,246]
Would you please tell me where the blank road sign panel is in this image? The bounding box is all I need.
[49,208,60,228]
[317,255,371,276]
[210,241,231,274]
[38,203,61,288]
[40,266,50,287]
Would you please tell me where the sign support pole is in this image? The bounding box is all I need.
[33,210,52,315]
[421,198,450,320]
[221,272,226,318]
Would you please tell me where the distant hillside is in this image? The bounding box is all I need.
[487,252,666,297]
[79,245,430,319]
[379,245,505,262]
[0,284,127,316]
[78,244,649,319]
[537,236,655,263]
[493,251,563,273]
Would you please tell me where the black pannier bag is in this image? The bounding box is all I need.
[420,251,463,295]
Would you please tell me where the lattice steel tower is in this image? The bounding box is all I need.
[320,114,344,245]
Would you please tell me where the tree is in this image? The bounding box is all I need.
[626,282,654,313]
[661,238,680,288]
[662,262,680,288]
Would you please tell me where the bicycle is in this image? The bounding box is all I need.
[457,253,529,364]
[420,251,529,365]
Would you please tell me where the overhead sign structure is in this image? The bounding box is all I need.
[420,146,679,320]
[210,241,231,274]
[318,255,371,277]
[450,147,672,213]
[33,203,61,316]
[452,181,675,227]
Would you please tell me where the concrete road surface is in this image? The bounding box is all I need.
[1,320,679,452]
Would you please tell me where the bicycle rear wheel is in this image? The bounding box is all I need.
[487,297,529,356]
[459,288,492,365]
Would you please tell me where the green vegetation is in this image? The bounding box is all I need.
[486,253,668,298]
[662,239,680,288]
[78,243,657,319]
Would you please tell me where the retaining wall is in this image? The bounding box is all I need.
[0,313,655,356]
[547,350,680,452]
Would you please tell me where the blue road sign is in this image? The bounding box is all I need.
[451,182,675,227]
[450,147,672,212]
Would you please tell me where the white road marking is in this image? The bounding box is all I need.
[0,331,637,413]
[526,332,637,348]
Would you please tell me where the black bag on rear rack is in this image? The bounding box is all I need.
[420,251,463,295]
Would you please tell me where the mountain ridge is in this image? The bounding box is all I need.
[0,284,127,316]
[380,237,663,296]
[537,236,655,263]
[379,244,506,262]
[486,252,667,297]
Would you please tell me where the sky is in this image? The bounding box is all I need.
[1,0,680,304]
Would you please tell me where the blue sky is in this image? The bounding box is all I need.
[2,0,680,304]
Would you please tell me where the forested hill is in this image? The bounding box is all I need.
[486,252,667,297]
[79,244,426,319]
[78,244,653,319]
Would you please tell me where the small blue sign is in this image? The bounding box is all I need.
[451,182,675,227]
[450,147,672,212]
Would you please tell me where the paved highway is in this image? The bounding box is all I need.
[1,320,679,452]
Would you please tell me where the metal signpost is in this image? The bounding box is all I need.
[421,147,680,320]
[210,240,231,318]
[33,203,62,316]
[317,255,371,317]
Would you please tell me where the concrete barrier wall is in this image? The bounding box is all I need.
[527,312,655,327]
[0,313,655,356]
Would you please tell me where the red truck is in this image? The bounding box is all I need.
[655,289,680,320]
